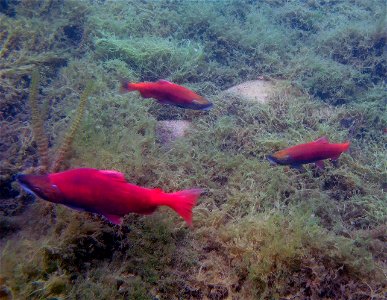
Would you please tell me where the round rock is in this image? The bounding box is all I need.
[156,120,191,145]
[222,79,278,104]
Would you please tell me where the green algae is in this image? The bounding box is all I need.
[94,37,205,81]
[0,0,386,299]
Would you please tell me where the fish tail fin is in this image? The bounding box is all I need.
[152,188,202,226]
[342,141,350,152]
[331,141,351,161]
[120,81,135,93]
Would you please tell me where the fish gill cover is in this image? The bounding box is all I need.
[0,0,386,299]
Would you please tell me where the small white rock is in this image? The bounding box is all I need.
[222,79,277,104]
[156,120,191,145]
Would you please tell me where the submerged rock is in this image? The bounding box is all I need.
[156,120,191,146]
[222,78,279,104]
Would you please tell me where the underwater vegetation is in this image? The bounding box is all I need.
[0,0,386,299]
[27,69,93,174]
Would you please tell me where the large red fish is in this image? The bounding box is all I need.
[121,80,213,110]
[267,136,350,171]
[17,168,202,226]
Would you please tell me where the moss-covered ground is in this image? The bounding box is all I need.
[0,1,386,299]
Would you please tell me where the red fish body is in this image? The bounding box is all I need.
[121,80,213,110]
[267,137,350,170]
[17,168,202,226]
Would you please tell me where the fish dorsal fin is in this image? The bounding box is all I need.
[290,164,306,172]
[314,136,329,144]
[99,170,126,182]
[158,79,173,85]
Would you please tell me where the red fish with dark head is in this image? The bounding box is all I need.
[121,80,213,110]
[17,168,202,226]
[267,137,350,171]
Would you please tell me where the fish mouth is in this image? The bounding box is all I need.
[16,174,36,196]
[266,155,278,166]
[15,173,50,200]
[16,174,28,186]
[19,183,36,196]
[183,100,213,110]
[200,102,213,111]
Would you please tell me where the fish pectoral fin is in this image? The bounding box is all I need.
[290,164,306,172]
[315,160,325,170]
[139,90,153,98]
[103,214,123,225]
[331,160,340,167]
[331,153,341,161]
[158,99,172,104]
[66,204,86,212]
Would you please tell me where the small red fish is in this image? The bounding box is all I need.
[267,136,350,171]
[17,168,202,226]
[121,80,213,110]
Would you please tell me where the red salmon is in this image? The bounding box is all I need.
[17,168,202,226]
[267,136,350,171]
[121,80,213,110]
